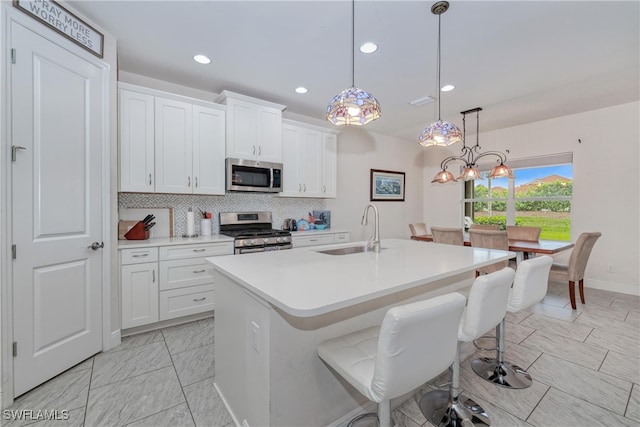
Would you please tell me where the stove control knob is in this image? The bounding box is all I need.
[251,239,257,245]
[276,237,282,243]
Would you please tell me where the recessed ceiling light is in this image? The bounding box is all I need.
[441,84,455,92]
[295,87,308,94]
[193,54,211,65]
[359,42,378,54]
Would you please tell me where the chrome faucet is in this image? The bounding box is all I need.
[361,203,380,253]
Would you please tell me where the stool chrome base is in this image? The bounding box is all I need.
[471,357,532,389]
[420,389,490,427]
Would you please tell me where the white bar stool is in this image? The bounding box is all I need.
[317,293,467,427]
[420,267,515,427]
[471,256,553,389]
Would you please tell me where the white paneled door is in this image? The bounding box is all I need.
[11,22,105,397]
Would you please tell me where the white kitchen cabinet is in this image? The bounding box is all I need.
[280,119,338,199]
[118,83,226,195]
[120,239,233,330]
[291,231,350,248]
[119,89,155,192]
[121,248,159,328]
[155,99,226,195]
[321,133,338,198]
[158,242,232,321]
[155,97,193,194]
[217,90,285,163]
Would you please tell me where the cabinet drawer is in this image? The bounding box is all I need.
[159,242,233,260]
[121,247,159,265]
[159,258,214,291]
[333,232,350,243]
[292,234,334,248]
[159,284,214,321]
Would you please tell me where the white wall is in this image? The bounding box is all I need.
[326,127,425,242]
[422,102,640,295]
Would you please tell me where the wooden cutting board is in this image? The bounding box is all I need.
[118,207,174,239]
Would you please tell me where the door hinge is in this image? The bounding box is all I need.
[13,342,17,357]
[12,244,16,259]
[11,48,16,64]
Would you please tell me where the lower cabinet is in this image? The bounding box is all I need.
[121,247,159,329]
[120,241,233,330]
[292,231,350,248]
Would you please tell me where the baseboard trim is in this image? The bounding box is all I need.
[327,401,377,427]
[213,381,242,427]
[585,278,640,296]
[108,330,121,351]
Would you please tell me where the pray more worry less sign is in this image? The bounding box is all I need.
[14,0,104,58]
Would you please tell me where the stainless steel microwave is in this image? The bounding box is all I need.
[226,158,283,193]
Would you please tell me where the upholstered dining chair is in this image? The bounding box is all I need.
[409,223,428,236]
[431,227,464,246]
[550,232,602,309]
[470,224,500,231]
[469,229,510,276]
[506,226,542,260]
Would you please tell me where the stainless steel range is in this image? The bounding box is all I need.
[219,212,292,254]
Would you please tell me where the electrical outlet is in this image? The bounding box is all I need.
[251,321,260,353]
[606,264,615,273]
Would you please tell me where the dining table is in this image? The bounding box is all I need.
[410,234,574,264]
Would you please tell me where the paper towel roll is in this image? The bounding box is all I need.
[186,209,195,236]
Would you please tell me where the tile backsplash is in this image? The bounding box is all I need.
[119,193,327,236]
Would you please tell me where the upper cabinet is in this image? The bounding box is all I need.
[280,119,339,199]
[119,90,155,192]
[118,83,226,195]
[217,90,285,163]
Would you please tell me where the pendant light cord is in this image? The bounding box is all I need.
[351,0,355,88]
[436,13,441,120]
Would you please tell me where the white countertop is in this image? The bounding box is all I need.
[118,234,233,249]
[207,238,515,318]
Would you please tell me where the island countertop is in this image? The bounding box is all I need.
[206,238,515,318]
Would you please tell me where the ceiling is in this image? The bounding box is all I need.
[69,1,640,142]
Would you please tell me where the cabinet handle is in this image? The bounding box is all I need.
[193,297,206,302]
[258,146,262,156]
[132,253,149,258]
[149,173,152,186]
[298,184,302,192]
[188,176,191,187]
[193,248,206,252]
[310,239,317,242]
[152,270,155,283]
[323,185,326,193]
[253,145,256,155]
[303,184,306,192]
[193,269,206,273]
[195,176,198,188]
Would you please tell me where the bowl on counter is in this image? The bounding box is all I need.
[314,224,327,230]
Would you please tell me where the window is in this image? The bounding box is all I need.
[463,154,573,240]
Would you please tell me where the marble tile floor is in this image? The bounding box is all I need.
[6,280,640,427]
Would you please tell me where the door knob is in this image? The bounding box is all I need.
[88,241,104,250]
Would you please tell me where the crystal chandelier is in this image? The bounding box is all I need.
[418,1,462,147]
[431,107,514,183]
[326,0,381,126]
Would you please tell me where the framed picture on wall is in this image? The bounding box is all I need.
[370,169,405,202]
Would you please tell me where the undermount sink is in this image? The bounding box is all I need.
[316,244,381,255]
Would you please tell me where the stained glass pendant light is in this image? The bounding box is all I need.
[326,0,381,126]
[431,107,514,183]
[419,1,462,147]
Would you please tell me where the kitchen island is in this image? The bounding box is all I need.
[207,238,514,427]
